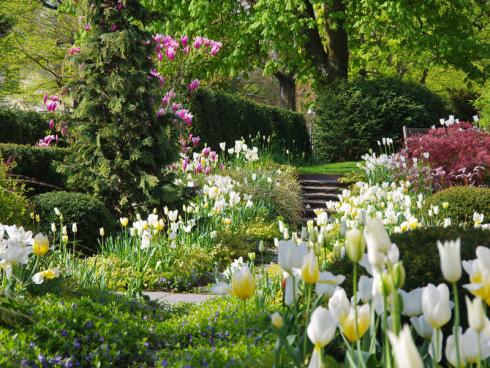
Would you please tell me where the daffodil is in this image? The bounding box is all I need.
[32,267,60,284]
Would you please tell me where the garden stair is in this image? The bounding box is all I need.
[299,174,344,223]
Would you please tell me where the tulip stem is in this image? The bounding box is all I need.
[452,282,462,367]
[302,284,312,360]
[382,293,392,368]
[243,299,249,357]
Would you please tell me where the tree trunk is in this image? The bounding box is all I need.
[274,72,296,111]
[420,68,429,84]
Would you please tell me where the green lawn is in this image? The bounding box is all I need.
[297,161,361,175]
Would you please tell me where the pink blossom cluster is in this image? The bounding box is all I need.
[401,122,490,188]
[68,47,81,56]
[149,68,165,87]
[181,146,219,175]
[37,134,59,147]
[44,95,59,112]
[152,34,222,62]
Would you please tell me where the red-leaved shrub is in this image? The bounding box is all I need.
[402,122,490,188]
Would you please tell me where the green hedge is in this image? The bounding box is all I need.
[328,226,490,293]
[31,191,115,253]
[313,77,449,161]
[424,186,490,224]
[0,143,67,192]
[0,108,52,145]
[190,89,311,155]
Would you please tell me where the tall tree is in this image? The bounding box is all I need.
[59,0,178,214]
[143,0,490,110]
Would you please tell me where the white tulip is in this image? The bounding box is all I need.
[363,217,392,254]
[54,207,61,216]
[219,142,226,151]
[315,272,345,298]
[284,274,298,306]
[307,307,337,368]
[72,223,77,233]
[277,240,308,274]
[410,315,433,340]
[328,288,350,323]
[422,283,452,328]
[168,210,178,222]
[400,288,423,317]
[446,328,465,367]
[437,239,461,283]
[466,296,486,333]
[388,325,424,368]
[461,328,490,363]
[358,275,373,303]
[270,312,284,329]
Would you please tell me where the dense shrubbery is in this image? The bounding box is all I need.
[424,186,490,224]
[0,161,30,225]
[0,143,67,192]
[313,77,448,161]
[0,108,52,145]
[190,89,310,156]
[31,191,114,253]
[402,122,490,187]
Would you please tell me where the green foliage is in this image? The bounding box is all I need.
[0,160,30,225]
[328,226,490,293]
[313,77,449,161]
[190,89,311,155]
[0,143,67,192]
[476,79,490,129]
[59,0,179,215]
[424,186,490,224]
[31,191,114,253]
[0,289,169,367]
[0,108,49,144]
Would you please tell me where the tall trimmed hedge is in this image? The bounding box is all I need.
[0,108,51,145]
[313,77,449,161]
[0,143,67,192]
[190,90,311,155]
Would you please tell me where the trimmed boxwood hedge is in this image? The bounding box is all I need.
[31,191,115,253]
[313,77,449,161]
[424,186,490,224]
[190,89,311,155]
[0,108,52,145]
[0,143,67,192]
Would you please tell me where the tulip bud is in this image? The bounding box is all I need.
[301,227,309,241]
[381,271,394,296]
[120,217,129,227]
[99,227,105,237]
[72,223,78,233]
[309,229,318,243]
[62,234,69,244]
[33,233,49,256]
[51,223,57,233]
[333,243,343,260]
[30,212,35,220]
[129,228,136,237]
[345,228,365,263]
[271,312,284,329]
[392,262,406,289]
[465,296,485,332]
[62,226,67,235]
[54,207,61,216]
[258,240,265,253]
[301,251,320,284]
[35,214,40,223]
[153,208,158,214]
[340,219,347,237]
[248,252,256,262]
[437,239,461,283]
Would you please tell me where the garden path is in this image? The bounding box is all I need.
[299,174,344,222]
[143,291,219,304]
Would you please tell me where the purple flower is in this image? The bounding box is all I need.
[68,47,81,56]
[156,108,165,118]
[149,69,165,86]
[49,119,55,130]
[116,1,123,11]
[175,109,193,125]
[202,147,211,157]
[209,151,218,162]
[110,24,118,32]
[46,100,58,112]
[195,163,203,173]
[84,23,91,32]
[171,103,180,113]
[204,166,211,175]
[193,36,204,49]
[73,339,81,349]
[210,41,222,56]
[183,45,190,54]
[165,47,176,61]
[188,79,200,91]
[191,136,200,147]
[181,35,188,47]
[162,91,175,106]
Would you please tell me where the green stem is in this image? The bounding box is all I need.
[452,282,462,367]
[382,293,392,368]
[243,299,249,358]
[303,284,312,360]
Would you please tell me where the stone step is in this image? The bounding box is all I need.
[299,179,342,187]
[303,192,339,200]
[304,198,332,207]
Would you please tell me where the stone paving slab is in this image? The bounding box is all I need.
[143,291,219,304]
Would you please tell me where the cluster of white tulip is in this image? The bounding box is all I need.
[269,217,490,368]
[0,224,59,287]
[224,139,260,162]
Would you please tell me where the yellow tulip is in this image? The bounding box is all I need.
[231,266,255,300]
[271,312,284,329]
[301,251,320,284]
[340,304,371,342]
[32,233,49,256]
[120,217,129,227]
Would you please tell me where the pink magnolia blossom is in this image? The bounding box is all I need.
[171,102,180,113]
[191,136,201,147]
[68,47,81,56]
[210,41,222,56]
[116,1,124,11]
[46,100,58,112]
[188,79,200,91]
[84,23,91,32]
[165,47,176,61]
[194,163,203,174]
[37,135,57,147]
[149,69,165,86]
[61,125,68,136]
[156,52,163,61]
[209,151,218,162]
[162,90,175,106]
[193,36,204,49]
[43,94,48,104]
[204,166,211,175]
[182,159,189,171]
[110,24,118,32]
[183,46,190,54]
[181,35,188,47]
[156,108,165,118]
[202,147,211,157]
[175,109,193,125]
[49,119,55,130]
